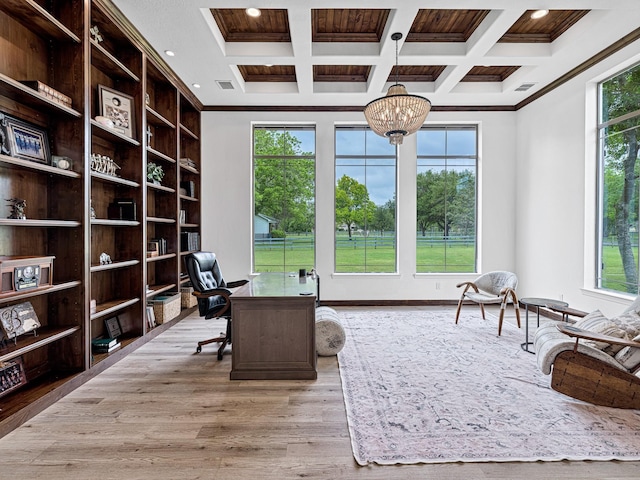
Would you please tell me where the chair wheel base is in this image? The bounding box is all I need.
[196,345,202,354]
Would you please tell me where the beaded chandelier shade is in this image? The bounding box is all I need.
[364,33,431,145]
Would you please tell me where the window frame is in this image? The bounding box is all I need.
[252,125,317,274]
[596,62,640,295]
[334,125,398,274]
[415,125,479,273]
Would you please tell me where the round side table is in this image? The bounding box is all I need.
[520,297,568,353]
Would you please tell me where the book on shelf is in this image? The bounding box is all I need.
[146,305,157,329]
[180,231,200,252]
[179,209,186,224]
[19,80,72,108]
[92,337,118,349]
[92,341,121,354]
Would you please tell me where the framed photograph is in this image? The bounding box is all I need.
[104,316,123,339]
[0,357,27,398]
[4,115,50,164]
[98,85,135,138]
[147,240,160,258]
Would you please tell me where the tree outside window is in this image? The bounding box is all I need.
[416,126,477,273]
[253,127,315,272]
[335,127,397,273]
[598,63,640,294]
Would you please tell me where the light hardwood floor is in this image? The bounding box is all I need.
[1,307,639,479]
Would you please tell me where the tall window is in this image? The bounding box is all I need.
[335,127,397,273]
[597,63,640,294]
[416,126,477,273]
[253,126,315,272]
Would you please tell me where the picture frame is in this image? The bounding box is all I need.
[98,84,135,139]
[147,240,160,258]
[0,357,27,398]
[104,315,123,339]
[3,115,50,164]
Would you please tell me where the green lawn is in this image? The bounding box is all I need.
[254,234,476,273]
[254,237,638,293]
[601,244,638,293]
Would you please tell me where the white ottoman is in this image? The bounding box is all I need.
[315,307,346,356]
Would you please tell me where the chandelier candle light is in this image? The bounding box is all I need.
[364,32,431,145]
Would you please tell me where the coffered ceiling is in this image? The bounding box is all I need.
[111,0,640,109]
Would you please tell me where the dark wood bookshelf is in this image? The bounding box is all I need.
[0,0,200,439]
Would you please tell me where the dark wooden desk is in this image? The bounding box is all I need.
[230,273,317,380]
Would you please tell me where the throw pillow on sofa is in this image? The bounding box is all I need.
[573,310,628,353]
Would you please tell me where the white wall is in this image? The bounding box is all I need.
[202,110,517,301]
[515,39,640,316]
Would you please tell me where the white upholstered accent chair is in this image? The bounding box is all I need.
[455,271,521,336]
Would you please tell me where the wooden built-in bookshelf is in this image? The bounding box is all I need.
[0,0,201,438]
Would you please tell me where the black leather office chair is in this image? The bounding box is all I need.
[184,252,248,359]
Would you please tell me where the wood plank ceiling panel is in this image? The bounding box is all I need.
[211,8,589,88]
[461,66,520,82]
[388,66,447,83]
[313,65,371,82]
[499,10,589,43]
[210,8,290,42]
[312,9,389,42]
[238,65,296,82]
[406,9,490,42]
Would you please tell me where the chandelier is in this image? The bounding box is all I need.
[364,32,431,145]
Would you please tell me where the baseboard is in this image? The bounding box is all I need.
[320,299,460,307]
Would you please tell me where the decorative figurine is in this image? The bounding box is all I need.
[90,25,103,43]
[99,252,112,265]
[6,198,27,220]
[90,199,97,219]
[90,153,120,176]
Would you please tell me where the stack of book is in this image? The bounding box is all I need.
[180,231,200,252]
[20,80,72,108]
[91,337,121,354]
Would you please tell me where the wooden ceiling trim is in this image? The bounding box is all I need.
[203,105,517,112]
[517,25,640,110]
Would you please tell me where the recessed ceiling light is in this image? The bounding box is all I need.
[192,83,201,88]
[246,8,261,18]
[265,64,273,67]
[530,9,549,19]
[164,50,175,57]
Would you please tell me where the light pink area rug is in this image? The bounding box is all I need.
[337,309,640,465]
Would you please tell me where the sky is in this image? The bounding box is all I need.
[289,126,476,206]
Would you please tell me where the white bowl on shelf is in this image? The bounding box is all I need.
[95,116,114,128]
